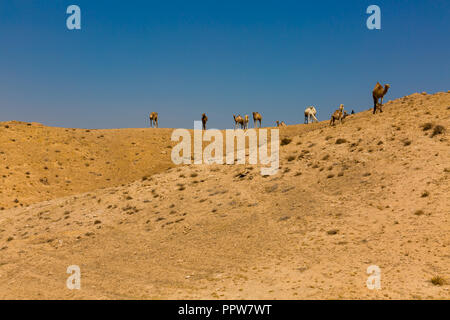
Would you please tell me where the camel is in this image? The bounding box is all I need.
[351,110,355,115]
[233,114,244,130]
[276,121,287,127]
[330,104,346,126]
[253,112,262,128]
[304,106,318,124]
[243,115,249,130]
[149,112,158,128]
[372,82,390,114]
[201,113,208,130]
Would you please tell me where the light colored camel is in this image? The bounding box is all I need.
[330,104,346,126]
[149,112,158,128]
[304,106,318,124]
[243,115,249,130]
[276,121,287,127]
[253,112,262,128]
[233,114,244,129]
[372,82,390,114]
[201,113,208,130]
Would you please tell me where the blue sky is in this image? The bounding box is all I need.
[0,0,449,129]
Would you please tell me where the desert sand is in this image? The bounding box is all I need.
[0,91,449,299]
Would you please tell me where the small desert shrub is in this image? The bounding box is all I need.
[190,172,198,178]
[414,210,424,216]
[421,191,429,198]
[421,123,433,131]
[327,174,334,178]
[335,138,347,144]
[287,155,295,162]
[431,276,446,286]
[322,154,330,161]
[403,139,412,146]
[431,125,445,138]
[280,138,292,146]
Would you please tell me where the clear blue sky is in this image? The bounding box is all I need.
[0,0,449,129]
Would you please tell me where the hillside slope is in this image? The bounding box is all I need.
[0,91,449,299]
[0,124,175,210]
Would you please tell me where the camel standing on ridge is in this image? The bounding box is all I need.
[304,106,318,124]
[149,112,158,128]
[330,104,347,126]
[201,113,208,130]
[243,115,249,130]
[276,121,287,127]
[253,112,262,128]
[372,82,390,114]
[233,114,244,129]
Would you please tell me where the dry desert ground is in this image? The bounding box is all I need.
[0,91,449,299]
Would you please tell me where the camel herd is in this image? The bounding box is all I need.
[149,82,390,129]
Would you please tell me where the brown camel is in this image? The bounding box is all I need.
[330,104,346,126]
[233,114,244,129]
[372,82,390,114]
[276,121,287,127]
[149,112,158,128]
[243,115,249,130]
[253,112,262,128]
[201,113,208,130]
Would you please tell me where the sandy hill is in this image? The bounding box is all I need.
[0,91,449,299]
[0,123,176,210]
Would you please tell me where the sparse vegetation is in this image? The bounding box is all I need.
[430,276,446,286]
[421,123,433,131]
[335,138,347,144]
[280,138,292,146]
[431,125,445,138]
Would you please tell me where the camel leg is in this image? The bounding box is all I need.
[373,96,378,114]
[380,97,384,113]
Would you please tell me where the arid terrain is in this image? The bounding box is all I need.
[0,91,449,299]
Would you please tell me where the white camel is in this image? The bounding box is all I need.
[304,106,318,124]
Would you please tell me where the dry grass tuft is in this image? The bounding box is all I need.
[430,276,446,286]
[431,125,445,138]
[280,138,292,146]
